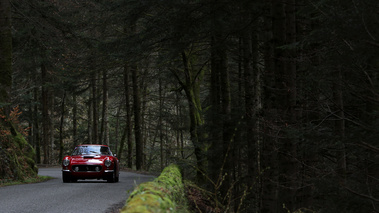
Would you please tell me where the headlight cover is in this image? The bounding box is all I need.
[63,159,70,167]
[104,159,112,167]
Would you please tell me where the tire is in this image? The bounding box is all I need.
[115,173,119,183]
[107,167,118,183]
[115,165,119,183]
[107,171,115,183]
[62,172,71,183]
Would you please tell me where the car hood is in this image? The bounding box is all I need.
[70,155,109,164]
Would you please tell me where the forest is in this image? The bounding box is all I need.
[1,0,379,212]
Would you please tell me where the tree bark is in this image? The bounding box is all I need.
[170,50,206,182]
[91,73,98,144]
[140,70,148,170]
[219,42,232,199]
[269,0,300,210]
[118,63,133,168]
[72,91,78,148]
[41,63,50,164]
[125,65,133,168]
[58,92,66,163]
[49,84,55,163]
[33,81,41,164]
[277,0,299,211]
[132,64,143,170]
[243,18,263,210]
[262,1,279,212]
[100,70,109,146]
[333,66,346,183]
[208,1,231,197]
[183,51,206,182]
[159,77,164,171]
[0,0,12,107]
[88,90,93,144]
[208,36,222,185]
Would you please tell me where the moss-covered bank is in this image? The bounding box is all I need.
[0,109,38,182]
[121,164,188,213]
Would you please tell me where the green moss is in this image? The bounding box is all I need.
[0,117,38,181]
[121,164,189,213]
[14,134,38,175]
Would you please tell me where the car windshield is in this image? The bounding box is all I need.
[72,146,112,156]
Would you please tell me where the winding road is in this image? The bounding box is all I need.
[0,167,154,213]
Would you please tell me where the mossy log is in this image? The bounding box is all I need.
[121,164,188,213]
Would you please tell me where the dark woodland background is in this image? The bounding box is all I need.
[1,0,379,212]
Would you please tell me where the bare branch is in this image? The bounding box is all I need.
[344,186,379,203]
[358,141,379,153]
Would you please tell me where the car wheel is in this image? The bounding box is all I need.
[115,173,119,183]
[107,170,116,183]
[62,172,71,183]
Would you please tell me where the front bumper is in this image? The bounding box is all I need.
[62,165,114,180]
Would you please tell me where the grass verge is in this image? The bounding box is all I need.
[0,175,54,187]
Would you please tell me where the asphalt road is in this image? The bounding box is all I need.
[0,167,154,213]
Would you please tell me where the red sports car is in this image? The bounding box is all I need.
[62,144,119,183]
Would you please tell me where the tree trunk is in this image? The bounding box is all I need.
[91,73,98,144]
[58,92,66,163]
[277,0,299,211]
[132,64,143,170]
[244,18,263,209]
[118,64,131,166]
[261,1,280,212]
[41,63,50,164]
[140,69,148,170]
[170,50,206,181]
[114,104,121,155]
[49,85,55,163]
[180,51,206,183]
[208,38,222,184]
[333,66,346,183]
[100,70,109,146]
[273,1,288,212]
[159,77,164,171]
[0,0,12,107]
[125,64,133,168]
[33,82,41,164]
[88,91,93,144]
[72,91,78,148]
[208,3,230,196]
[219,43,232,199]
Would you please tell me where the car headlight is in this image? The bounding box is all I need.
[104,159,112,167]
[63,159,70,167]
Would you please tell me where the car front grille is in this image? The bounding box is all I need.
[72,165,102,172]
